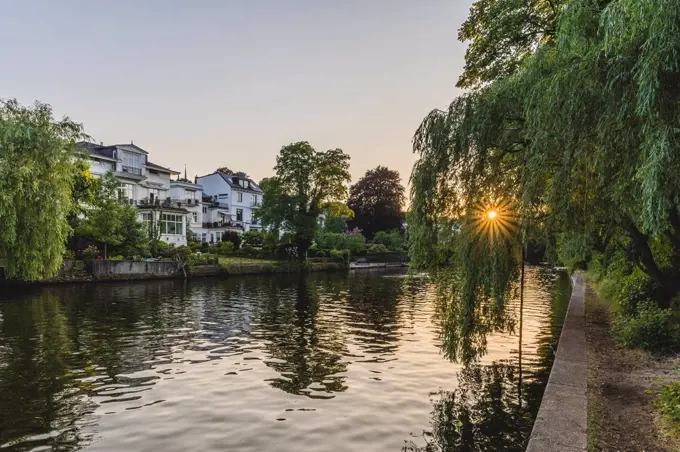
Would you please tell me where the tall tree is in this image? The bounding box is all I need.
[216,166,248,178]
[347,166,405,239]
[410,0,680,360]
[257,141,351,259]
[0,99,83,281]
[76,172,125,259]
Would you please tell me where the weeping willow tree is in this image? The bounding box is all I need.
[410,0,680,361]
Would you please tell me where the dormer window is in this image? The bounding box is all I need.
[239,179,247,188]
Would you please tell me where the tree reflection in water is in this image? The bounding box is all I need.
[255,275,350,397]
[404,268,571,452]
[402,363,533,452]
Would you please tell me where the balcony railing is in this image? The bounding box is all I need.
[122,165,143,176]
[171,198,200,206]
[202,221,244,230]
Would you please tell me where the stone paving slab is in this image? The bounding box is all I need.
[526,272,587,452]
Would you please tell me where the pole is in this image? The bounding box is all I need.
[518,245,525,407]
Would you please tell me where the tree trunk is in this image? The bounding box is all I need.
[104,243,108,260]
[624,219,675,307]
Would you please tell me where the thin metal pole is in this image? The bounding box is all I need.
[518,245,525,407]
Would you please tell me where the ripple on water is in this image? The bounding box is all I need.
[0,267,570,452]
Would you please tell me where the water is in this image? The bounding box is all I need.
[0,267,570,452]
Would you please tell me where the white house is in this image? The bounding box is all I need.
[77,141,191,246]
[196,172,264,233]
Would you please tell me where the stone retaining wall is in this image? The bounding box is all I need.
[526,272,587,451]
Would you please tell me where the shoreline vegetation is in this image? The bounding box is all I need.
[0,255,410,285]
[586,276,680,451]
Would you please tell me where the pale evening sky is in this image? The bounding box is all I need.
[1,0,473,190]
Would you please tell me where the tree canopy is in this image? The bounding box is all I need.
[257,141,351,259]
[0,99,83,280]
[347,166,405,239]
[216,166,248,178]
[410,0,680,361]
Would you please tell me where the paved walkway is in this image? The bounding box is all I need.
[526,272,587,451]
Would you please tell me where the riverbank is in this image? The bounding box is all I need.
[0,258,348,284]
[526,272,587,451]
[585,281,680,451]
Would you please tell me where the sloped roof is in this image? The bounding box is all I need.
[217,173,263,193]
[146,161,179,174]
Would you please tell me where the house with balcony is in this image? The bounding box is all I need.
[196,172,263,233]
[77,141,191,246]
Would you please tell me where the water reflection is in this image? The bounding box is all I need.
[0,268,569,452]
[403,363,532,452]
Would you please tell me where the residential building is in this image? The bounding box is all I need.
[77,141,191,246]
[195,172,263,233]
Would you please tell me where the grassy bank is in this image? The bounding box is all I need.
[585,278,680,451]
[216,257,346,275]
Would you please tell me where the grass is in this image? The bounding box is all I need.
[218,256,280,266]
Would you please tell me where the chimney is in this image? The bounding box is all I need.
[99,141,103,146]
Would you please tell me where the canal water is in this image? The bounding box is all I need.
[0,267,570,452]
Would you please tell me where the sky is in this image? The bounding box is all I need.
[1,0,473,190]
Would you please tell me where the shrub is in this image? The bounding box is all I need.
[656,380,680,436]
[222,230,242,249]
[170,245,192,261]
[368,243,390,254]
[150,240,171,258]
[372,230,405,251]
[241,230,264,248]
[329,249,350,264]
[187,253,219,265]
[109,255,125,261]
[344,229,366,254]
[316,250,327,258]
[213,241,235,256]
[82,245,100,259]
[612,300,680,353]
[189,241,201,252]
[201,241,210,251]
[616,269,655,316]
[63,249,76,260]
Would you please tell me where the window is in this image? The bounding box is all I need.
[202,206,207,214]
[142,213,153,225]
[237,192,243,202]
[148,188,160,203]
[121,152,143,175]
[252,194,258,205]
[119,183,134,202]
[185,190,195,201]
[160,214,184,235]
[192,212,198,223]
[236,208,243,222]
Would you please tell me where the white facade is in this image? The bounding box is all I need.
[78,141,190,246]
[196,173,262,231]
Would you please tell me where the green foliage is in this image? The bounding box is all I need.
[315,232,345,251]
[115,204,149,258]
[612,300,680,353]
[410,0,680,358]
[82,245,100,259]
[257,141,351,259]
[150,240,170,258]
[187,253,219,266]
[76,172,125,258]
[343,229,366,254]
[347,166,405,239]
[169,245,192,261]
[656,379,680,437]
[457,0,562,88]
[372,230,406,252]
[221,230,242,249]
[109,255,125,261]
[213,241,235,255]
[0,99,83,280]
[241,230,264,248]
[367,244,390,254]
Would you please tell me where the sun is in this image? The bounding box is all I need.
[469,199,518,241]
